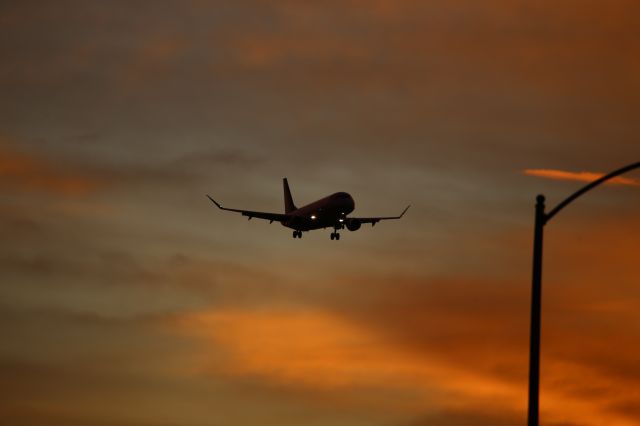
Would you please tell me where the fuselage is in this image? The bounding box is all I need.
[281,192,355,231]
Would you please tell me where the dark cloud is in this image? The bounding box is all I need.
[172,148,264,170]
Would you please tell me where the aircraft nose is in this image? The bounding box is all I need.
[346,195,355,211]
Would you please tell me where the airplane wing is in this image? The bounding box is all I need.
[348,205,410,226]
[207,195,290,222]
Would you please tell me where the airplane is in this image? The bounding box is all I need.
[207,178,409,240]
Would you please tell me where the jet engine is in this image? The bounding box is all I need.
[346,219,361,231]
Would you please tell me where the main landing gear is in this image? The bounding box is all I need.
[292,230,302,239]
[330,232,340,240]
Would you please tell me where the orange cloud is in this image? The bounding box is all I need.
[0,145,103,196]
[176,308,522,412]
[174,307,639,425]
[524,169,639,186]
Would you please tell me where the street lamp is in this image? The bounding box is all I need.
[527,161,640,426]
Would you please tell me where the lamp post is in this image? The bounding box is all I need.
[527,161,640,426]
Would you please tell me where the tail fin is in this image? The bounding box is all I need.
[283,178,297,213]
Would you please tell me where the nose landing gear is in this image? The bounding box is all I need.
[330,222,344,240]
[292,230,302,239]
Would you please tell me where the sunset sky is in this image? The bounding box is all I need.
[1,2,639,425]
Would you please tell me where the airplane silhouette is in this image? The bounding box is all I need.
[207,178,410,240]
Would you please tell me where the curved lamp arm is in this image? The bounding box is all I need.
[544,162,640,224]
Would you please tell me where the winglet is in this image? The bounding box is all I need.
[399,205,411,218]
[206,195,223,209]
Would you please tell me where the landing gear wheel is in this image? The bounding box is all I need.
[293,231,297,238]
[335,233,340,240]
[297,231,302,238]
[330,233,335,240]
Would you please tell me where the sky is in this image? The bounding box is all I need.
[1,1,639,425]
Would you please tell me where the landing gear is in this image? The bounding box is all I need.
[292,230,302,239]
[330,223,343,241]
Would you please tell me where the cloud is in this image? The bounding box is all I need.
[174,307,525,414]
[523,168,639,186]
[231,34,370,68]
[172,300,640,426]
[0,143,104,196]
